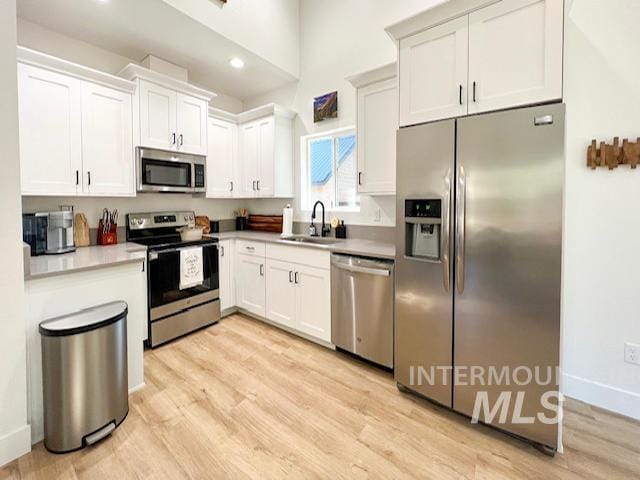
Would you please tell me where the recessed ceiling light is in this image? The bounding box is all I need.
[229,58,245,69]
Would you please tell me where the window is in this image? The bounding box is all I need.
[301,127,359,211]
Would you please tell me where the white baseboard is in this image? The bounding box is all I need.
[129,382,145,395]
[0,424,31,467]
[562,373,640,421]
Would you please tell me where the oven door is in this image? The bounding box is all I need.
[148,243,219,320]
[137,147,195,193]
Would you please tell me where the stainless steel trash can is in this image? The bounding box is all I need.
[39,301,129,453]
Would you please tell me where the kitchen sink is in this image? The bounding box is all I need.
[281,235,339,246]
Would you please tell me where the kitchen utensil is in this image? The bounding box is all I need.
[195,216,211,234]
[74,213,90,247]
[176,226,204,241]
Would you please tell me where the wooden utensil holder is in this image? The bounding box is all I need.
[97,220,118,245]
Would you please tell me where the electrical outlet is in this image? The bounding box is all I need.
[625,343,640,365]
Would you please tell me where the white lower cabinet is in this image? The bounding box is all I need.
[265,259,296,329]
[292,264,331,343]
[234,241,332,344]
[236,252,266,317]
[263,245,331,343]
[218,240,235,312]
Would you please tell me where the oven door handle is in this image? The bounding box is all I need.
[150,243,218,255]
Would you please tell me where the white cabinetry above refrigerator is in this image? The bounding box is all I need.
[388,0,564,127]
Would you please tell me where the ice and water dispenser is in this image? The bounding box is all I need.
[404,199,442,261]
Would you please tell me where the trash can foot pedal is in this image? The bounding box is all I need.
[84,421,116,446]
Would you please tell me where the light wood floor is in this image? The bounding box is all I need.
[2,314,640,479]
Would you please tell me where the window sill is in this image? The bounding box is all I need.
[300,207,361,215]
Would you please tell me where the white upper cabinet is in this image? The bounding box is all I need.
[256,116,275,197]
[17,48,137,197]
[18,63,82,196]
[206,116,237,198]
[81,82,134,196]
[234,105,295,198]
[390,0,563,125]
[348,64,398,195]
[238,120,260,197]
[176,92,208,155]
[467,0,563,114]
[138,80,177,151]
[119,63,215,155]
[399,16,468,126]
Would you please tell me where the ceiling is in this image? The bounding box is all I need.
[16,0,298,100]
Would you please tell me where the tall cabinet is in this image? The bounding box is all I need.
[388,0,564,126]
[207,111,238,198]
[347,63,398,195]
[17,47,137,197]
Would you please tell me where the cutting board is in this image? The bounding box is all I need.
[248,215,283,233]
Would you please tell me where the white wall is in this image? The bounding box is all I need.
[0,0,31,466]
[17,19,244,113]
[22,196,243,229]
[162,0,300,78]
[243,0,441,226]
[562,0,640,420]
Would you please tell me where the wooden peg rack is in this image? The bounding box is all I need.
[587,137,640,170]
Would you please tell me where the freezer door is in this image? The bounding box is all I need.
[395,120,455,407]
[453,104,564,448]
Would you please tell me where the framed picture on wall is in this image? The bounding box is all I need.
[313,91,338,123]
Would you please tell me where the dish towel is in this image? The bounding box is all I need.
[179,247,204,290]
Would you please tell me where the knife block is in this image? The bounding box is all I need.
[97,220,118,245]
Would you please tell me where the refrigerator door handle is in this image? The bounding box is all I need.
[442,169,452,292]
[456,165,466,294]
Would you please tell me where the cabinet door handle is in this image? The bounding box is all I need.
[358,172,363,185]
[260,264,264,276]
[245,246,255,251]
[220,246,224,257]
[289,271,293,283]
[179,134,183,146]
[459,85,463,105]
[171,132,176,145]
[294,272,299,284]
[87,171,91,186]
[473,81,477,103]
[256,180,260,191]
[230,181,234,192]
[76,170,79,186]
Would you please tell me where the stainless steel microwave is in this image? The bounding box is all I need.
[136,147,206,193]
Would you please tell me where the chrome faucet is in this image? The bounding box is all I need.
[309,200,331,237]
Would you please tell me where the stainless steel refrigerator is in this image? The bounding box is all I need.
[395,103,564,451]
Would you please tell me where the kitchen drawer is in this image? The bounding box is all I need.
[266,243,330,270]
[236,239,265,257]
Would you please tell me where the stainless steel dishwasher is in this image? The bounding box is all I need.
[331,254,394,368]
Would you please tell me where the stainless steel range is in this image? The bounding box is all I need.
[127,211,220,348]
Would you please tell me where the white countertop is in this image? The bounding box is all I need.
[26,243,147,280]
[210,231,395,260]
